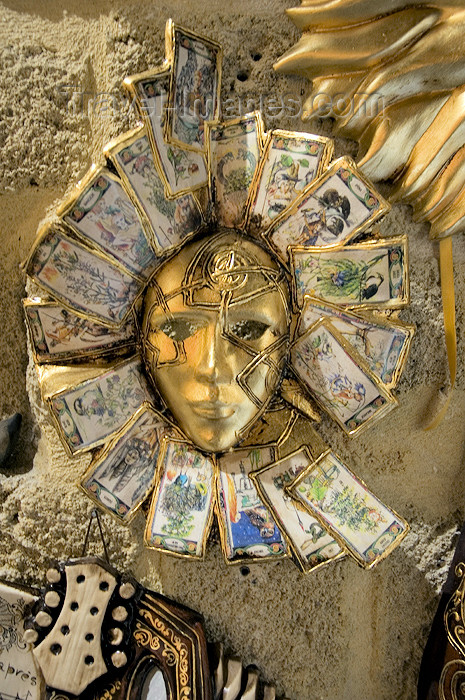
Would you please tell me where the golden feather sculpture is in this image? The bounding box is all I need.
[275,0,465,239]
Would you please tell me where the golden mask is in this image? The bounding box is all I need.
[141,229,291,452]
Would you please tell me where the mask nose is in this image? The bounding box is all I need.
[195,319,234,384]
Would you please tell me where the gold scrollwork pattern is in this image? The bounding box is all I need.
[49,694,69,700]
[96,681,123,700]
[445,563,465,658]
[440,659,465,700]
[139,609,191,695]
[134,621,162,652]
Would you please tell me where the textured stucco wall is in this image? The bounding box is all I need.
[0,2,464,699]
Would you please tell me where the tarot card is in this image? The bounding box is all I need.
[250,447,344,573]
[58,165,158,280]
[23,298,136,363]
[288,450,409,568]
[164,21,222,153]
[298,297,415,388]
[216,445,287,564]
[264,157,390,266]
[248,129,333,234]
[145,438,215,559]
[80,404,169,523]
[0,581,42,700]
[24,226,142,328]
[104,126,204,256]
[290,236,409,310]
[47,356,152,455]
[206,113,264,228]
[123,66,209,197]
[291,318,397,435]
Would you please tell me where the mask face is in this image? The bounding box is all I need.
[142,229,291,452]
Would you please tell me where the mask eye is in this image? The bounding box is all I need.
[228,319,270,341]
[157,318,206,342]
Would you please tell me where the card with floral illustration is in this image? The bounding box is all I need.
[24,226,142,328]
[23,298,136,363]
[216,445,287,564]
[104,127,203,256]
[291,318,397,435]
[80,404,168,523]
[58,166,157,280]
[298,297,415,388]
[47,356,152,455]
[250,447,344,573]
[248,129,333,235]
[264,157,390,266]
[145,438,215,559]
[290,236,408,309]
[164,21,222,153]
[123,66,208,197]
[206,113,264,228]
[287,450,409,568]
[0,581,42,700]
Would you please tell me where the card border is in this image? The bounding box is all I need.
[286,448,410,569]
[290,317,398,436]
[144,436,216,560]
[249,445,346,574]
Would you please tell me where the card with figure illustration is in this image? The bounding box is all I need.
[206,113,264,228]
[216,445,287,564]
[298,297,415,388]
[264,157,390,265]
[0,581,43,700]
[290,236,409,310]
[123,66,208,197]
[248,129,333,235]
[47,356,152,455]
[250,447,344,573]
[291,318,397,435]
[164,21,222,153]
[23,298,137,363]
[80,404,169,523]
[287,450,409,568]
[24,225,143,328]
[145,438,215,559]
[58,165,158,280]
[104,127,203,256]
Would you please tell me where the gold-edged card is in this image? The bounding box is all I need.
[205,112,265,229]
[298,297,415,389]
[263,156,390,267]
[24,224,143,329]
[287,449,409,569]
[216,444,288,565]
[291,317,397,436]
[57,164,158,281]
[290,235,409,310]
[46,355,153,456]
[123,65,209,198]
[23,298,137,363]
[246,129,334,236]
[0,581,43,700]
[104,125,204,257]
[164,20,222,154]
[79,403,169,524]
[249,446,345,573]
[144,437,215,559]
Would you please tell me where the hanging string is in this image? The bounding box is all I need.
[81,509,110,563]
[425,237,457,430]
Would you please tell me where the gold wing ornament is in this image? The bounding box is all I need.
[275,0,463,426]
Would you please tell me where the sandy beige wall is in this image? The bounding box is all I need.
[0,2,464,698]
